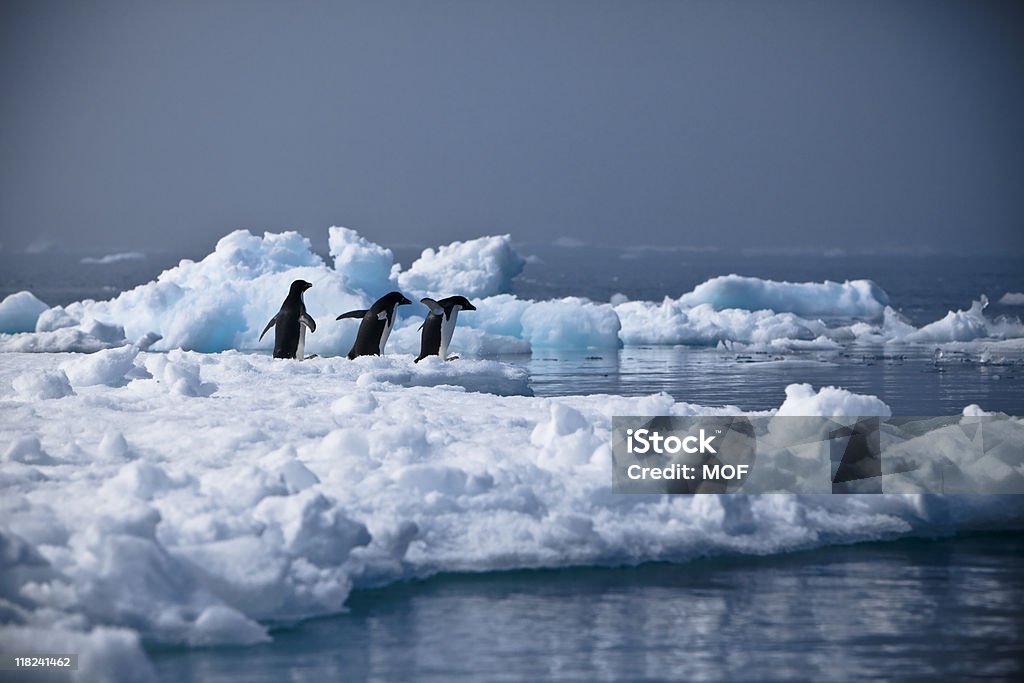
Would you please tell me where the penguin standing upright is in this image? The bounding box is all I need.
[416,296,476,362]
[259,280,316,359]
[336,291,412,359]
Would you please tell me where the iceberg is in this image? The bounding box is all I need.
[615,298,827,346]
[903,296,1024,343]
[397,234,525,299]
[0,291,49,334]
[676,274,890,320]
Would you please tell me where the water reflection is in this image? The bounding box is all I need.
[507,346,1023,415]
[151,535,1024,682]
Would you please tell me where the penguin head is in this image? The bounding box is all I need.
[441,295,476,311]
[378,291,412,308]
[289,279,313,295]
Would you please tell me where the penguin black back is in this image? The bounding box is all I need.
[259,280,316,359]
[337,291,412,359]
[416,296,476,362]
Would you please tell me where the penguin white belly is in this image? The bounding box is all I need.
[439,306,460,358]
[379,304,398,354]
[296,325,306,361]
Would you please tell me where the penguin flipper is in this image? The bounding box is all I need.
[300,313,316,332]
[258,315,278,342]
[420,297,444,315]
[336,309,367,321]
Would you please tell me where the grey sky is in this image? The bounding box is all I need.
[1,0,1021,253]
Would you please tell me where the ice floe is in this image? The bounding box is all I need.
[2,351,1023,681]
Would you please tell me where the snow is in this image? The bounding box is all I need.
[1,350,1022,680]
[327,225,396,294]
[0,291,49,334]
[11,369,75,400]
[776,383,892,417]
[61,346,141,387]
[397,234,525,298]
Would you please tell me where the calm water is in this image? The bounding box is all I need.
[149,534,1024,682]
[513,345,1024,415]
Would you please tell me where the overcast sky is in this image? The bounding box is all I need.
[1,0,1021,253]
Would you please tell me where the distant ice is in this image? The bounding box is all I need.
[0,228,1021,355]
[904,296,1024,343]
[80,251,147,265]
[676,274,890,320]
[999,291,1024,306]
[615,298,827,346]
[397,234,525,298]
[327,225,396,294]
[1,351,1021,680]
[0,291,49,333]
[609,292,630,305]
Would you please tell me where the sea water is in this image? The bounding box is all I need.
[148,534,1024,682]
[2,245,1022,680]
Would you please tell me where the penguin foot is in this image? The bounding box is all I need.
[445,355,460,361]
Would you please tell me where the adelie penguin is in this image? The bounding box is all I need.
[416,296,476,362]
[259,279,316,359]
[337,291,412,359]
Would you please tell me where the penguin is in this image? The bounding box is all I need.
[336,291,412,359]
[259,279,316,359]
[415,296,476,362]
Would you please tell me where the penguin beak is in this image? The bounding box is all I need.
[464,302,477,311]
[400,295,412,305]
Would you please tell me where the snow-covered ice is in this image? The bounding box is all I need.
[675,274,890,320]
[0,291,49,334]
[397,234,525,299]
[1,349,1022,681]
[1,228,1021,357]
